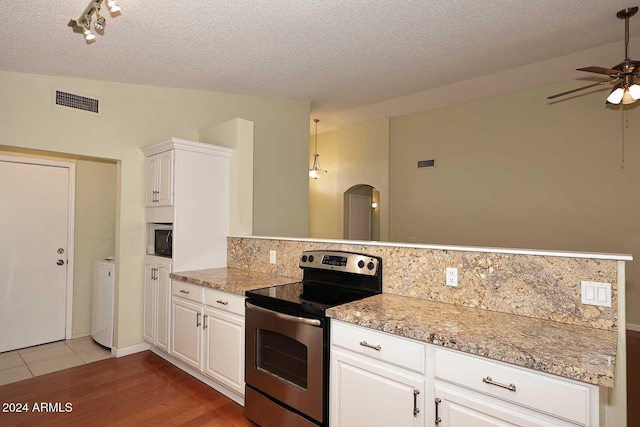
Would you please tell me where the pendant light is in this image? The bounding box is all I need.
[309,119,327,179]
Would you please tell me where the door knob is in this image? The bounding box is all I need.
[56,259,65,266]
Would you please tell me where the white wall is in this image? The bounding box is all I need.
[0,70,310,349]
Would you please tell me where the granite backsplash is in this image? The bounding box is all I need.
[227,237,620,331]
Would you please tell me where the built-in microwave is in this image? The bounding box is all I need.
[154,228,173,257]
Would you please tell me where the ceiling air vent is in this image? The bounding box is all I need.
[53,90,101,115]
[417,159,435,168]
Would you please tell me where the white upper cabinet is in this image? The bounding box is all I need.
[142,138,232,272]
[145,149,174,207]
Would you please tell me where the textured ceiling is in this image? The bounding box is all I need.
[1,1,639,129]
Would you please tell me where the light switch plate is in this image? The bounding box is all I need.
[581,281,611,307]
[269,250,276,264]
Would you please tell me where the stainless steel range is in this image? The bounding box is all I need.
[244,250,382,427]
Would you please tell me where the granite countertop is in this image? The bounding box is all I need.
[170,267,298,296]
[326,293,617,387]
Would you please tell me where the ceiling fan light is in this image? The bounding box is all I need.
[606,87,625,104]
[621,89,637,104]
[629,84,640,100]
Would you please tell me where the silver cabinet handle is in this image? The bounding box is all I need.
[180,289,190,294]
[435,398,441,425]
[483,376,516,392]
[152,190,159,203]
[203,314,208,329]
[216,299,229,306]
[196,312,201,327]
[413,389,420,417]
[359,341,381,351]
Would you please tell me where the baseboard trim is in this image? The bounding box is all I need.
[112,342,150,358]
[627,323,640,332]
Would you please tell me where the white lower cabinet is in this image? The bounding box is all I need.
[330,321,601,427]
[203,306,245,395]
[143,256,172,353]
[331,321,425,427]
[171,295,204,370]
[169,280,245,400]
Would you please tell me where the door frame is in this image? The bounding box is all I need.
[0,155,76,340]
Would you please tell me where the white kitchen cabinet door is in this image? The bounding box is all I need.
[144,155,158,207]
[155,259,172,353]
[203,307,245,395]
[435,383,570,427]
[331,348,424,427]
[143,260,156,344]
[143,257,172,352]
[144,150,174,207]
[171,297,203,371]
[156,150,174,207]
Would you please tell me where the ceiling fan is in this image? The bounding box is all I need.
[548,6,640,104]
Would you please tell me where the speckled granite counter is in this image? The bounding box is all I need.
[170,267,298,296]
[327,293,616,387]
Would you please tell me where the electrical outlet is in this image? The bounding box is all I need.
[581,281,611,307]
[269,250,277,264]
[446,267,458,287]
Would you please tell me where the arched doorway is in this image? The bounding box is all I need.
[344,184,380,241]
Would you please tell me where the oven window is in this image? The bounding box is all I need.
[256,329,308,390]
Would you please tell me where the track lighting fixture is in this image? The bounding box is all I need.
[68,0,122,44]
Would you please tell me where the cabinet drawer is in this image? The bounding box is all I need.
[331,321,425,374]
[205,288,245,316]
[434,347,591,425]
[172,281,204,304]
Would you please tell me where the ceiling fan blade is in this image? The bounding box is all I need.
[577,66,621,76]
[547,81,609,100]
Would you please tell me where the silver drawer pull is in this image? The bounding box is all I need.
[216,299,229,305]
[180,289,190,294]
[359,341,381,351]
[483,376,516,392]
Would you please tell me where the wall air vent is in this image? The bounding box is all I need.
[417,159,435,168]
[53,90,101,115]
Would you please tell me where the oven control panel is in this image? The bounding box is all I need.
[299,250,380,276]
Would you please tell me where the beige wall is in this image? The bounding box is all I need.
[309,130,339,238]
[309,118,390,240]
[0,147,117,337]
[390,81,639,325]
[0,70,309,349]
[74,160,117,337]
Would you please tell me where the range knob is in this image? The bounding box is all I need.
[308,255,315,262]
[301,255,308,262]
[367,262,375,270]
[357,260,365,268]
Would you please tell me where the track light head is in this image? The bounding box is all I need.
[94,15,106,30]
[69,0,122,43]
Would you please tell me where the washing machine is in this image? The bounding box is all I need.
[92,258,115,349]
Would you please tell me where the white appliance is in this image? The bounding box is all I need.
[92,258,115,349]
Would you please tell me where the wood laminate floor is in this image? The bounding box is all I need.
[1,333,639,426]
[0,351,255,426]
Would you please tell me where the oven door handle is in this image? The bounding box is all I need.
[246,302,322,327]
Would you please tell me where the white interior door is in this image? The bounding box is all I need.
[0,160,70,352]
[348,194,372,240]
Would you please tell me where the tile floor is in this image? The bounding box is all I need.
[0,336,112,386]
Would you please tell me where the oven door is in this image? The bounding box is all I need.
[245,301,324,423]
